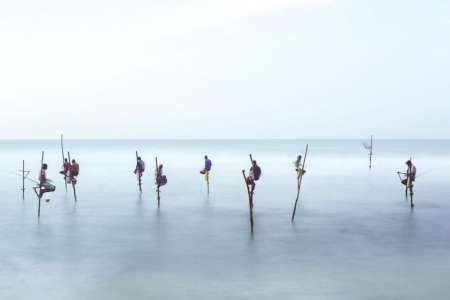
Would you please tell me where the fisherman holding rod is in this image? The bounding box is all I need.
[38,163,56,197]
[34,158,56,217]
[398,160,416,188]
[397,159,416,207]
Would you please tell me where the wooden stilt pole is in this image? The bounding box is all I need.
[242,170,254,232]
[38,151,44,218]
[242,154,256,232]
[68,152,77,202]
[369,135,373,169]
[155,157,160,207]
[22,160,25,200]
[407,157,414,208]
[291,144,309,223]
[136,151,142,192]
[206,172,210,195]
[61,134,67,192]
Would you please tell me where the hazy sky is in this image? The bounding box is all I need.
[1,0,449,139]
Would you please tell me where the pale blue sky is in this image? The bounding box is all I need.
[0,0,449,139]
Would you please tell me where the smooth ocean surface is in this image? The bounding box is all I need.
[1,139,450,300]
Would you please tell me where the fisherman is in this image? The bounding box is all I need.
[294,155,306,178]
[400,160,416,188]
[38,164,56,196]
[246,160,261,190]
[156,164,167,187]
[200,155,212,179]
[134,156,145,179]
[69,159,80,183]
[59,158,70,176]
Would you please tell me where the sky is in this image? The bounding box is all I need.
[0,0,449,139]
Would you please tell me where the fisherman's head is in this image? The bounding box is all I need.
[137,156,141,161]
[406,160,412,166]
[72,159,76,163]
[64,158,68,162]
[204,155,208,160]
[42,164,48,170]
[252,160,257,166]
[297,155,302,161]
[159,164,163,170]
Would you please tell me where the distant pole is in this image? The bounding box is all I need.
[405,156,411,198]
[369,135,373,169]
[291,144,309,223]
[408,156,414,208]
[155,157,160,207]
[68,152,77,202]
[136,151,142,192]
[242,170,254,233]
[61,134,67,192]
[22,160,25,200]
[38,151,44,218]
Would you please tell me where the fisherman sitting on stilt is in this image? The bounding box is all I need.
[156,164,167,187]
[134,156,145,179]
[294,155,306,179]
[200,155,212,181]
[60,158,70,176]
[399,160,416,191]
[69,159,80,184]
[246,160,261,192]
[37,164,56,199]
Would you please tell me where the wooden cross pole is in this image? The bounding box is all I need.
[61,134,67,192]
[136,151,142,192]
[155,157,160,207]
[291,144,309,223]
[67,152,77,202]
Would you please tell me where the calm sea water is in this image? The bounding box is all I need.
[1,139,450,300]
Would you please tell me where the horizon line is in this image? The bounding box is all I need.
[1,137,450,141]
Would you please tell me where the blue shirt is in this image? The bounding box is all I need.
[205,159,212,171]
[137,160,145,172]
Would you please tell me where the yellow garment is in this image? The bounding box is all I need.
[296,163,304,177]
[204,170,209,181]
